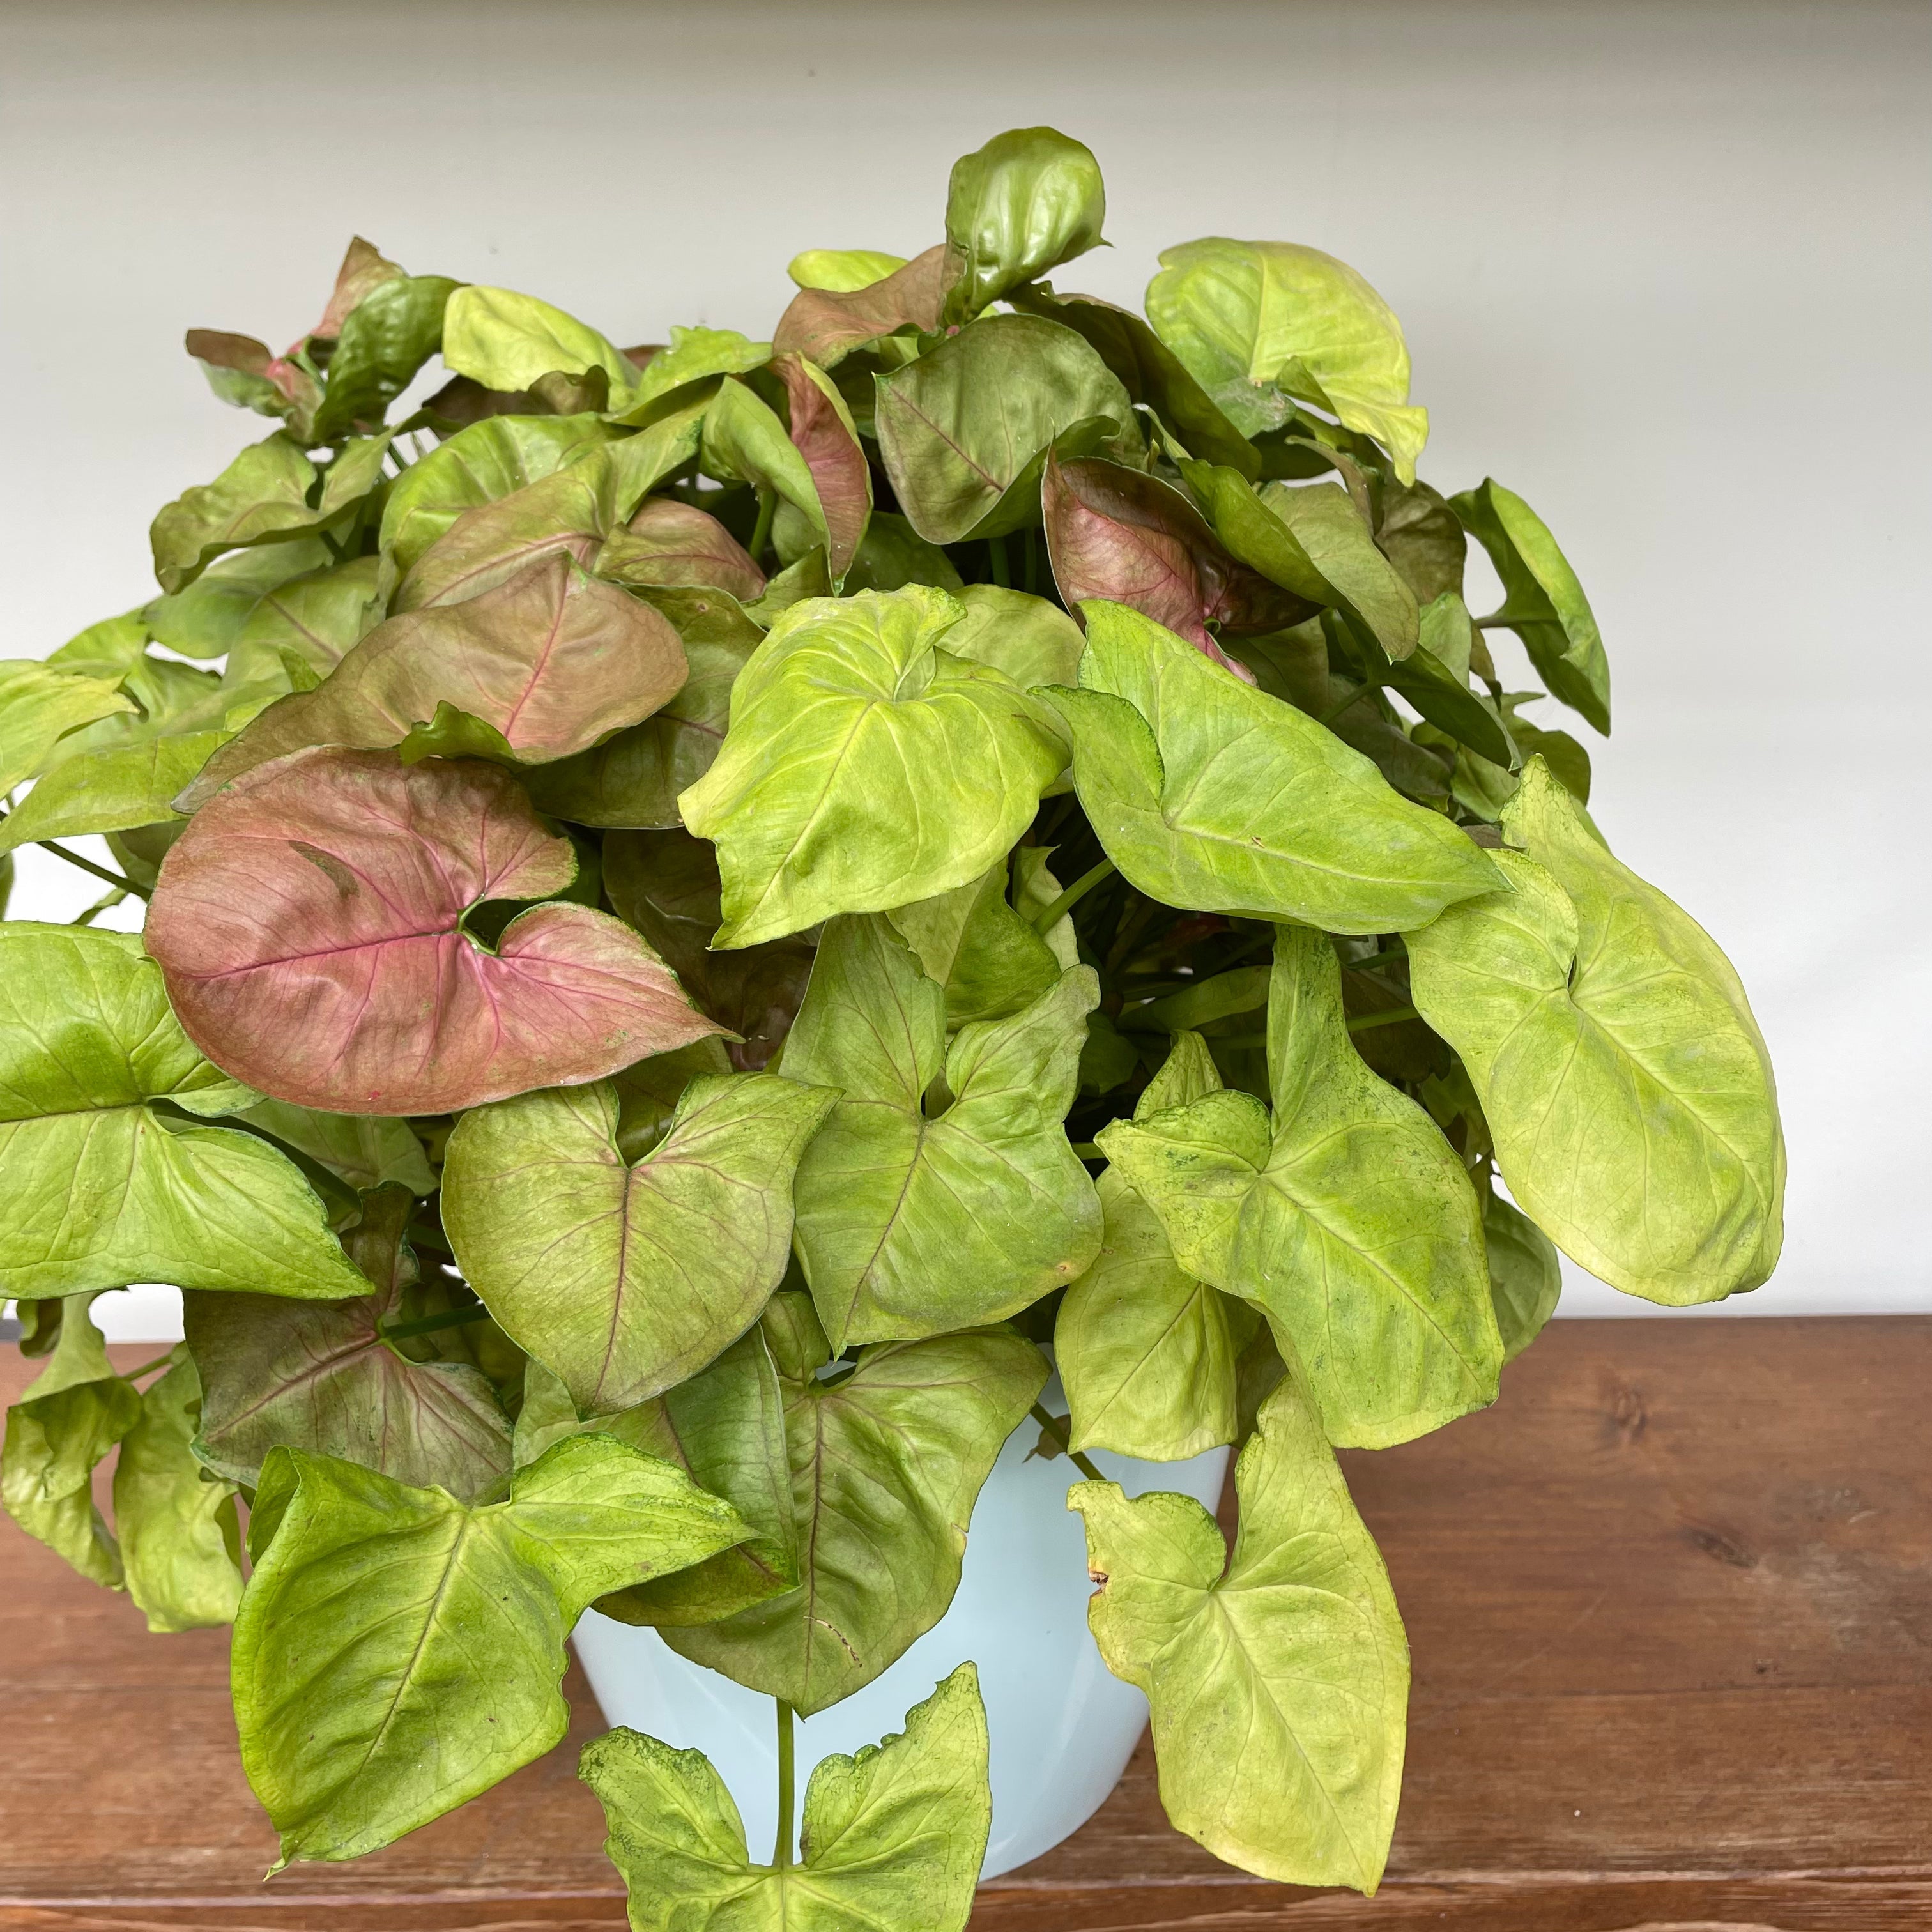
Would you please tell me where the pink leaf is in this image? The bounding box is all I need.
[149,747,725,1116]
[773,353,873,580]
[598,498,766,602]
[771,244,951,367]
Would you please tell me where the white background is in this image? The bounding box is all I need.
[3,0,1926,1335]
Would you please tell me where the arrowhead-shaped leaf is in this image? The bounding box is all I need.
[875,313,1137,544]
[1404,758,1783,1302]
[187,555,688,800]
[938,583,1085,692]
[885,860,1062,1029]
[1059,1032,1246,1460]
[1071,1365,1408,1890]
[680,586,1066,948]
[0,659,137,793]
[942,126,1105,325]
[609,326,772,422]
[666,1297,1044,1713]
[185,1186,512,1500]
[1098,926,1501,1448]
[443,1071,835,1416]
[441,285,638,398]
[583,1664,990,1932]
[233,1434,749,1867]
[1036,600,1504,936]
[148,747,724,1115]
[0,925,369,1301]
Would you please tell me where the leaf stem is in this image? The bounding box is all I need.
[379,1304,492,1342]
[1347,1005,1420,1034]
[773,1699,796,1869]
[1319,681,1379,727]
[69,885,129,926]
[1023,525,1040,595]
[1474,609,1538,631]
[749,486,778,569]
[1069,1141,1102,1160]
[1031,855,1116,933]
[1031,1402,1105,1482]
[122,1352,178,1382]
[1343,942,1408,974]
[33,839,151,900]
[988,534,1010,586]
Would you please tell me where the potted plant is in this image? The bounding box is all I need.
[0,126,1784,1923]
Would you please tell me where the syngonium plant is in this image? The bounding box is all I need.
[0,127,1783,1920]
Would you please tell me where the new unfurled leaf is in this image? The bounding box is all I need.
[597,498,765,602]
[666,1299,1043,1712]
[112,1349,244,1633]
[942,126,1105,325]
[875,313,1137,544]
[787,247,908,292]
[780,917,1101,1347]
[772,244,951,368]
[186,1186,512,1499]
[1038,601,1503,936]
[0,926,369,1301]
[680,586,1065,948]
[443,1072,835,1416]
[1146,238,1429,481]
[1071,1368,1408,1890]
[0,660,137,793]
[187,556,687,797]
[1098,926,1501,1447]
[148,747,724,1116]
[233,1434,749,1867]
[1059,1032,1245,1460]
[1404,758,1783,1302]
[583,1664,990,1932]
[1453,479,1611,734]
[441,285,636,399]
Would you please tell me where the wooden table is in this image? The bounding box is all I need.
[2,1318,1926,1930]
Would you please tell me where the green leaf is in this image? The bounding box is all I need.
[610,326,771,422]
[939,584,1085,692]
[1,1294,139,1586]
[311,275,463,442]
[1070,1366,1408,1891]
[874,313,1137,544]
[788,248,908,293]
[232,1434,749,1867]
[942,126,1105,325]
[772,246,952,369]
[232,1101,436,1194]
[780,917,1103,1349]
[1098,926,1501,1448]
[584,1664,990,1932]
[185,1186,512,1500]
[680,586,1066,949]
[1059,1032,1245,1460]
[0,660,137,793]
[379,413,621,578]
[702,378,836,572]
[1259,480,1420,661]
[1453,479,1611,734]
[844,511,966,595]
[665,1300,1044,1713]
[1036,601,1503,937]
[443,1072,836,1416]
[885,860,1062,1029]
[1483,1180,1561,1363]
[112,1349,244,1632]
[441,285,636,400]
[1404,758,1784,1303]
[1146,238,1429,482]
[1377,478,1466,604]
[0,926,371,1302]
[0,731,225,857]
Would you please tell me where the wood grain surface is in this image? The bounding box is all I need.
[1,1317,1926,1930]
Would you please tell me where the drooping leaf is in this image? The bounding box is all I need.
[186,1186,512,1499]
[1059,1031,1245,1460]
[1377,477,1466,604]
[444,1072,835,1416]
[1404,758,1783,1303]
[1,1294,139,1585]
[232,1434,749,1867]
[583,1664,990,1932]
[1452,479,1611,734]
[596,496,765,602]
[441,285,637,399]
[525,586,762,831]
[665,1296,1044,1713]
[941,126,1105,325]
[1482,1179,1561,1363]
[1036,600,1504,937]
[680,586,1066,948]
[772,352,871,581]
[0,660,137,793]
[1071,1367,1408,1891]
[185,328,318,423]
[700,378,836,576]
[112,1349,244,1633]
[187,556,687,797]
[310,275,463,442]
[771,244,951,368]
[874,314,1137,544]
[603,827,815,1068]
[1098,926,1501,1448]
[885,860,1062,1029]
[787,247,908,293]
[1146,238,1429,482]
[779,917,1102,1348]
[147,747,724,1116]
[0,925,369,1301]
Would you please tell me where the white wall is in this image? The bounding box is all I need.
[3,0,1926,1335]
